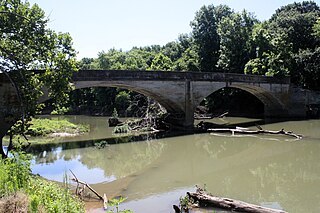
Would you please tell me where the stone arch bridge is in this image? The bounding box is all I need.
[1,70,319,137]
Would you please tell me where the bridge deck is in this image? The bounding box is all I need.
[72,70,290,84]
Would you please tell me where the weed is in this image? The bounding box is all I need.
[106,197,133,213]
[0,152,84,213]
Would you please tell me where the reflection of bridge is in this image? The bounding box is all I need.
[1,70,319,136]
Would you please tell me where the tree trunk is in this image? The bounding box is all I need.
[0,137,7,159]
[187,189,287,213]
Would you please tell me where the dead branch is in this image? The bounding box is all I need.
[208,127,302,139]
[187,188,287,213]
[218,111,229,118]
[103,193,108,210]
[69,169,103,200]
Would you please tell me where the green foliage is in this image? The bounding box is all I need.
[268,1,320,52]
[115,90,131,114]
[174,47,199,71]
[106,197,133,213]
[0,152,84,212]
[28,175,84,213]
[26,118,89,137]
[244,58,268,75]
[191,5,225,71]
[112,108,119,118]
[150,53,174,71]
[313,18,320,37]
[51,106,70,115]
[0,151,31,196]
[0,0,78,155]
[293,47,320,90]
[179,195,189,211]
[218,10,257,73]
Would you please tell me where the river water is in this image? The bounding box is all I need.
[30,115,320,213]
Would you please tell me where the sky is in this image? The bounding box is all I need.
[28,0,313,59]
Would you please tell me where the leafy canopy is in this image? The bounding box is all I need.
[0,0,78,157]
[0,0,77,120]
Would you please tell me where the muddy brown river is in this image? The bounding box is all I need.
[30,116,320,213]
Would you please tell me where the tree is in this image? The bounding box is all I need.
[174,47,199,71]
[115,90,131,115]
[150,53,173,71]
[161,41,183,62]
[245,1,320,80]
[0,0,77,158]
[79,58,95,69]
[268,1,320,52]
[217,10,258,73]
[293,47,320,90]
[191,5,233,72]
[313,18,320,37]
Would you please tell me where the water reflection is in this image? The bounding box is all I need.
[32,139,166,184]
[30,117,320,213]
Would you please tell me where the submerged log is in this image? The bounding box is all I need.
[187,188,287,213]
[208,127,302,139]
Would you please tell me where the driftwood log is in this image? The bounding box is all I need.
[187,188,287,213]
[69,170,104,200]
[208,127,302,139]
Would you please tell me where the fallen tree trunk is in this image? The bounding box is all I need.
[69,169,103,200]
[208,128,302,139]
[187,188,287,213]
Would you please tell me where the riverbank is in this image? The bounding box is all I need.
[27,117,89,138]
[0,152,85,213]
[3,117,90,146]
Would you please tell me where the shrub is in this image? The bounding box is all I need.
[0,152,84,213]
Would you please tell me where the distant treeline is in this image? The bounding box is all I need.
[67,1,320,116]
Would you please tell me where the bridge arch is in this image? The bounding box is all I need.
[194,83,287,118]
[229,84,287,117]
[73,81,186,118]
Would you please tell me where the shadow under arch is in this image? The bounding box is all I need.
[72,81,186,119]
[229,84,287,117]
[197,84,286,118]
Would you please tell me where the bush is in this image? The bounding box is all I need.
[0,152,84,213]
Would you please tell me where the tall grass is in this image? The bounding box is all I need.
[0,151,84,213]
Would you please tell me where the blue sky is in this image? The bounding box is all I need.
[28,0,311,59]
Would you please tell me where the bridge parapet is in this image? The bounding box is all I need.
[73,70,290,84]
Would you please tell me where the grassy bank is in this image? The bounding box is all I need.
[26,118,89,137]
[0,152,84,213]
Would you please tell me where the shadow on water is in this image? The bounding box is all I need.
[27,115,313,155]
[27,117,271,154]
[27,130,187,154]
